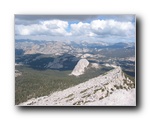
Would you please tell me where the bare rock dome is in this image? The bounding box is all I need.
[71,59,89,76]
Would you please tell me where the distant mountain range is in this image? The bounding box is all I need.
[15,39,135,72]
[15,39,135,55]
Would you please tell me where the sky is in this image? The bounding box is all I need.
[15,15,135,43]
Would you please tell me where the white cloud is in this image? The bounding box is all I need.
[70,22,92,36]
[90,19,134,37]
[15,20,69,36]
[15,18,135,42]
[69,19,134,38]
[41,20,68,29]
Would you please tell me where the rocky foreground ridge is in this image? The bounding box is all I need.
[19,66,135,106]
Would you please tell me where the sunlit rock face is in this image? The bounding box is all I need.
[71,59,89,76]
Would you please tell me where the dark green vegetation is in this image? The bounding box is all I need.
[15,49,24,55]
[118,60,135,82]
[15,53,78,70]
[117,60,135,71]
[15,53,54,69]
[15,65,112,105]
[123,70,135,77]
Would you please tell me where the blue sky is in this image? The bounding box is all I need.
[15,15,135,43]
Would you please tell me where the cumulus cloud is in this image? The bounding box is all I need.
[90,19,134,37]
[15,15,135,42]
[69,19,134,38]
[15,20,69,36]
[70,22,90,36]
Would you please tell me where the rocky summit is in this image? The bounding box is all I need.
[19,66,135,106]
[71,59,89,76]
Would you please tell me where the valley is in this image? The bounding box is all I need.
[15,39,135,105]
